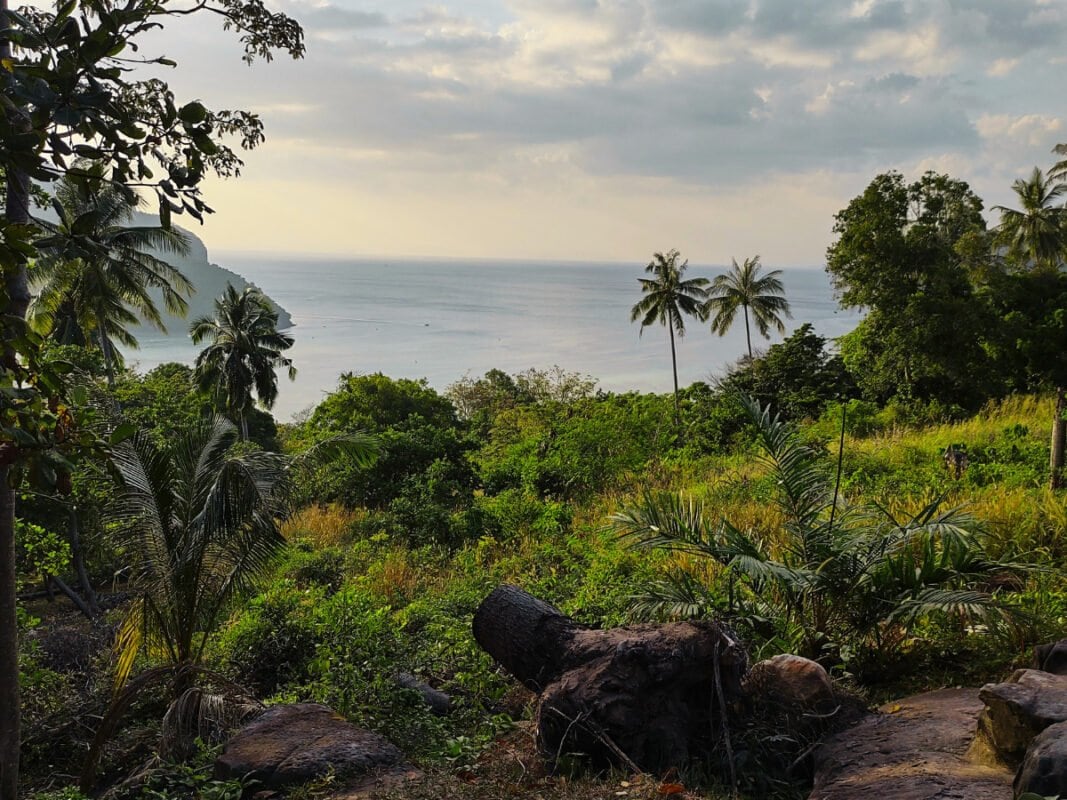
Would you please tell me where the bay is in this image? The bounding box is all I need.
[127,256,863,421]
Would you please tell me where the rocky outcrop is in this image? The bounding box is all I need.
[1014,720,1067,799]
[811,688,1013,800]
[1035,638,1067,676]
[214,703,405,790]
[972,669,1067,764]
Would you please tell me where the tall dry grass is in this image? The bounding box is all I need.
[282,504,361,549]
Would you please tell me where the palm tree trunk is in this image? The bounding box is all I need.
[743,305,752,360]
[1051,387,1066,490]
[239,412,249,441]
[0,34,32,791]
[668,321,680,426]
[97,325,116,390]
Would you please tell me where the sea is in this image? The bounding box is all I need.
[127,256,864,421]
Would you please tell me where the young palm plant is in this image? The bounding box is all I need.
[611,397,1025,666]
[81,416,377,787]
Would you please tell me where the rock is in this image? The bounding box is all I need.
[746,654,837,713]
[973,669,1067,763]
[1035,639,1067,676]
[811,688,1013,800]
[214,703,405,789]
[1014,720,1067,799]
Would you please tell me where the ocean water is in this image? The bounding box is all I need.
[128,257,863,421]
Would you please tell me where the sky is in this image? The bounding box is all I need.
[140,0,1066,264]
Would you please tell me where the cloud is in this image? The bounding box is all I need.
[137,0,1067,260]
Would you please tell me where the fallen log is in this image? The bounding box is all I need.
[473,584,748,774]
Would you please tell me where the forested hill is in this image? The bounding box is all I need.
[132,211,293,332]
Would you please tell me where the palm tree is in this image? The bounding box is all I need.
[994,168,1067,487]
[630,249,709,422]
[704,256,791,359]
[993,167,1067,273]
[191,284,296,439]
[31,165,192,387]
[1050,143,1067,184]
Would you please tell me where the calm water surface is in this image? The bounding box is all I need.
[129,257,863,420]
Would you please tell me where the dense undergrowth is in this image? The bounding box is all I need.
[15,362,1067,799]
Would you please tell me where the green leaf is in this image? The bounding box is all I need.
[109,422,137,445]
[178,100,208,124]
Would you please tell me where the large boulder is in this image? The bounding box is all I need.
[973,669,1067,764]
[745,654,837,714]
[1035,638,1067,676]
[214,703,405,789]
[1014,720,1067,799]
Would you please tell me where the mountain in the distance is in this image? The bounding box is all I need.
[133,211,293,333]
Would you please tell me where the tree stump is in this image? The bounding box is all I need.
[473,584,748,773]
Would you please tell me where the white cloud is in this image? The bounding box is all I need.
[124,0,1067,261]
[987,57,1020,76]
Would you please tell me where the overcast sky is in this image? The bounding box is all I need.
[149,0,1066,265]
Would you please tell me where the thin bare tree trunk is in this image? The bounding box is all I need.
[1051,387,1066,490]
[68,508,99,616]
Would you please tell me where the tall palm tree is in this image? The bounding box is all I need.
[31,165,192,387]
[994,168,1067,487]
[630,249,709,422]
[191,284,296,439]
[1050,143,1067,184]
[704,256,791,359]
[993,166,1067,273]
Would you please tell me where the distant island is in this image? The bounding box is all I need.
[133,211,293,334]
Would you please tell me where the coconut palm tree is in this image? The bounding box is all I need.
[993,167,1067,273]
[1049,143,1067,184]
[704,256,791,360]
[191,284,296,439]
[995,167,1067,487]
[31,165,192,387]
[630,249,709,422]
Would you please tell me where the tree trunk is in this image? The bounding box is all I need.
[239,413,249,441]
[473,585,748,774]
[472,584,584,692]
[98,325,116,390]
[68,508,99,617]
[0,480,19,800]
[1051,387,1066,490]
[0,37,32,792]
[743,304,752,360]
[668,321,680,426]
[51,575,95,620]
